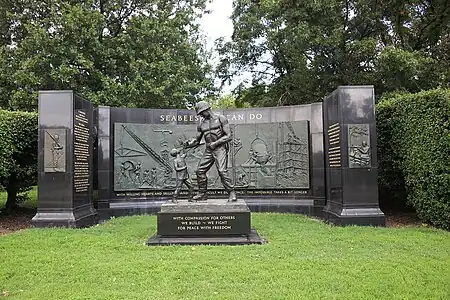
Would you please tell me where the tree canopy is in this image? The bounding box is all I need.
[211,93,251,109]
[0,0,449,109]
[0,0,214,110]
[218,0,450,106]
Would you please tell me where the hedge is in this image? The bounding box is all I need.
[0,109,38,213]
[377,89,450,229]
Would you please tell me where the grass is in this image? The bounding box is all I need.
[0,186,38,210]
[1,214,449,299]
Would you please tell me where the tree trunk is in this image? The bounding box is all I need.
[5,188,18,214]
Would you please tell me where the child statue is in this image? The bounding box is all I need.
[170,148,194,203]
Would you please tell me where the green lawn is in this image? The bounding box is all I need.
[1,214,449,299]
[0,187,38,210]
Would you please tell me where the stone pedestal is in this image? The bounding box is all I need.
[147,199,266,245]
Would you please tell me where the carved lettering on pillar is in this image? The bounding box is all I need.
[328,123,341,168]
[73,110,90,192]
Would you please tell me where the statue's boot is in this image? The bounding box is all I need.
[228,190,237,202]
[192,172,208,201]
[171,198,178,204]
[192,192,207,201]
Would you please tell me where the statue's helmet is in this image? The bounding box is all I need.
[195,101,211,115]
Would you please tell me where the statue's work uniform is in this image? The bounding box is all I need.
[196,114,234,193]
[185,101,237,202]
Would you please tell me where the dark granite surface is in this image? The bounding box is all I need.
[322,86,384,226]
[32,91,98,228]
[34,86,384,228]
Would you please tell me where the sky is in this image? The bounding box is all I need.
[198,0,236,94]
[198,0,234,50]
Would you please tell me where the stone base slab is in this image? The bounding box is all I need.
[324,208,385,226]
[147,229,267,246]
[31,206,98,228]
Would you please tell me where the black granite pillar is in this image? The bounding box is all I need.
[32,91,98,228]
[96,105,112,218]
[323,86,385,226]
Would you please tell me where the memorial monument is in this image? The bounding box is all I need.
[33,85,385,235]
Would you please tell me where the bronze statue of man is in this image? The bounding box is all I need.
[184,101,237,202]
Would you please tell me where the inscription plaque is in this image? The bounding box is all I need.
[158,213,250,236]
[328,123,341,168]
[348,124,371,168]
[74,110,90,193]
[44,129,66,172]
[157,199,251,236]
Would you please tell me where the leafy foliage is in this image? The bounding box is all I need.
[376,89,450,229]
[375,46,446,95]
[211,93,251,109]
[0,0,214,110]
[219,0,450,106]
[0,109,38,213]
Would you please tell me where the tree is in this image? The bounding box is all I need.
[0,110,37,214]
[211,93,251,109]
[0,0,215,111]
[218,0,450,106]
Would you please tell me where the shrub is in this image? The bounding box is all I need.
[377,93,409,212]
[0,109,38,213]
[377,89,450,229]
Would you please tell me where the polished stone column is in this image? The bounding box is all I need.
[96,105,112,218]
[32,91,98,228]
[323,86,385,226]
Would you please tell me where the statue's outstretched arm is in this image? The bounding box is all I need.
[185,125,203,148]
